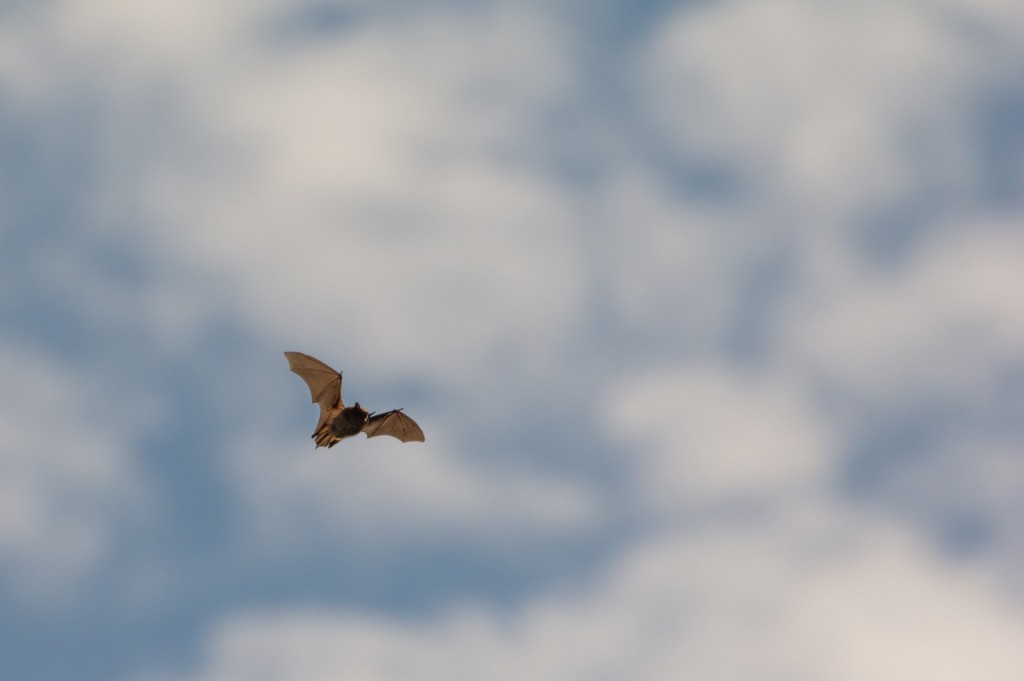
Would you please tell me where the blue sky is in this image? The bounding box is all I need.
[2,1,1023,679]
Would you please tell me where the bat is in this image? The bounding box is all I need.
[285,351,425,448]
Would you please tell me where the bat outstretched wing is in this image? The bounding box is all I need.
[362,409,425,443]
[285,351,343,431]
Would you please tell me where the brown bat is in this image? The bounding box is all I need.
[285,351,425,448]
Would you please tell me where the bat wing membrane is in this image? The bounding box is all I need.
[362,410,425,443]
[285,351,343,431]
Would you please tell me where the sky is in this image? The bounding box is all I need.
[1,0,1023,679]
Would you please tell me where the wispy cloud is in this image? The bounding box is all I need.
[606,365,832,509]
[0,347,157,605]
[153,521,1024,681]
[1,0,1021,678]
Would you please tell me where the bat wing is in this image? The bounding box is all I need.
[285,351,343,431]
[362,409,425,443]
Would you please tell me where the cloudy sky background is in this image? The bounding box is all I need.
[2,0,1023,679]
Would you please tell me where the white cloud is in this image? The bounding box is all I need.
[4,4,1022,677]
[225,424,599,554]
[0,348,156,604]
[66,3,583,387]
[149,516,1024,681]
[591,170,768,343]
[605,365,832,508]
[1,1,584,388]
[786,219,1024,404]
[640,0,1022,219]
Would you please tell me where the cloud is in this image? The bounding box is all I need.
[639,0,1023,219]
[588,171,777,347]
[149,516,1024,681]
[224,423,600,556]
[1,1,584,387]
[785,218,1024,405]
[0,347,156,604]
[77,2,584,388]
[605,365,832,508]
[2,1,1022,679]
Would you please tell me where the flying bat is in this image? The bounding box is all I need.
[285,351,425,448]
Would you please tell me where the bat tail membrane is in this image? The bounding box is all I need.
[312,425,338,449]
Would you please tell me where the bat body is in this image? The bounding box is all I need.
[285,351,425,448]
